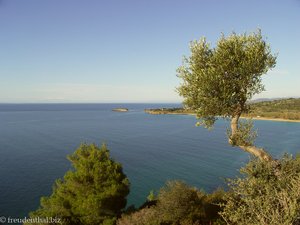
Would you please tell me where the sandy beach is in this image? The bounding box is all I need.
[145,110,300,123]
[240,116,300,123]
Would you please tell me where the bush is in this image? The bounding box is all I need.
[118,180,225,225]
[221,155,300,225]
[156,180,201,223]
[27,143,130,225]
[117,207,160,225]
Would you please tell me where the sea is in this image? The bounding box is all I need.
[0,103,300,222]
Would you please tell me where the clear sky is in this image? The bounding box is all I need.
[0,0,299,103]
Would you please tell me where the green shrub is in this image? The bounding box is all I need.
[118,180,225,225]
[156,180,202,223]
[221,155,300,225]
[117,207,160,225]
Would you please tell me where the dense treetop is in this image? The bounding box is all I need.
[27,143,129,225]
[177,29,277,128]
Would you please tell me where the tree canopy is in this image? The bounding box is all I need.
[177,30,277,161]
[27,143,130,225]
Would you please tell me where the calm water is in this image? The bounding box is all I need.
[0,104,300,221]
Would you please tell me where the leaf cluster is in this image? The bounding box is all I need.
[27,144,130,225]
[221,155,300,225]
[177,30,277,128]
[227,119,258,146]
[118,181,225,225]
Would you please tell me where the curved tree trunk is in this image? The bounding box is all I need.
[229,114,273,162]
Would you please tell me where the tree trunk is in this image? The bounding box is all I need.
[229,114,273,162]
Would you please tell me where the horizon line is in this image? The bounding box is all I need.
[0,102,183,104]
[1,96,299,105]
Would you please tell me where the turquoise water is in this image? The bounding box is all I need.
[0,104,299,221]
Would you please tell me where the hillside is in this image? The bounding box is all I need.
[145,98,300,121]
[245,98,300,120]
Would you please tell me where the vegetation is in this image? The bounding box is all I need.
[145,98,300,121]
[112,108,129,112]
[245,98,300,120]
[26,30,300,225]
[117,180,225,225]
[221,155,300,224]
[26,144,130,225]
[117,156,300,225]
[26,143,300,225]
[144,107,195,115]
[177,29,277,161]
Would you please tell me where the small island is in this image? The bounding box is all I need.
[145,98,300,122]
[112,108,129,112]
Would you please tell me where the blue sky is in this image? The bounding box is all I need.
[0,0,299,103]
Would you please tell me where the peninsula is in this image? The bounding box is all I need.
[145,98,300,122]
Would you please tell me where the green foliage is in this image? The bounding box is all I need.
[156,180,203,223]
[226,119,257,146]
[117,207,160,225]
[246,98,300,120]
[147,190,156,202]
[27,143,130,225]
[177,29,277,128]
[118,155,300,225]
[117,181,225,225]
[145,98,300,121]
[144,108,195,115]
[221,155,300,224]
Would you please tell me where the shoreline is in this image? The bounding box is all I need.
[144,110,300,123]
[240,116,300,123]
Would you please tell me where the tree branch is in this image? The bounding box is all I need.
[229,114,273,162]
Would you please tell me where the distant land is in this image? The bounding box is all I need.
[112,108,129,112]
[145,98,300,122]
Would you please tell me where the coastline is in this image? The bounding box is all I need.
[144,110,300,123]
[112,108,129,112]
[240,116,300,123]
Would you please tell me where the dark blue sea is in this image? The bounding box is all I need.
[0,104,300,221]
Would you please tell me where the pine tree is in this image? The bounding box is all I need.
[27,143,130,225]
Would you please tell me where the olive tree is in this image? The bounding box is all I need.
[177,30,277,161]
